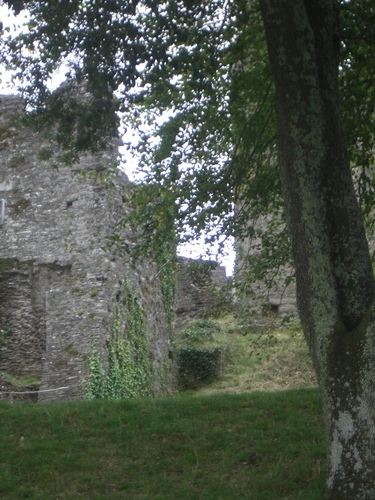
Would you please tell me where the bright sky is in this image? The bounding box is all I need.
[0,5,235,275]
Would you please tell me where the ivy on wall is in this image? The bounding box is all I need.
[158,244,177,339]
[106,182,178,394]
[83,280,154,400]
[114,183,178,340]
[155,237,178,394]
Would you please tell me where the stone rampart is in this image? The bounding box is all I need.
[0,94,173,401]
[235,214,297,316]
[175,257,231,329]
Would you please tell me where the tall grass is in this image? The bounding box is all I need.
[178,316,317,396]
[0,389,325,499]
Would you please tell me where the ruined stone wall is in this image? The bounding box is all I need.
[175,257,231,329]
[235,214,297,316]
[0,94,173,401]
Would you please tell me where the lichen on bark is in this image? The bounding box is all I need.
[260,0,375,496]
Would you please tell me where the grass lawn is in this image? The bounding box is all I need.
[0,389,325,499]
[1,317,326,498]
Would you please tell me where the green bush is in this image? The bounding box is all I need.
[175,319,226,390]
[177,346,223,389]
[177,319,220,344]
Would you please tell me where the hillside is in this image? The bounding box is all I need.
[175,315,317,397]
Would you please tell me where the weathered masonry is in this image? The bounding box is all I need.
[235,213,297,316]
[0,94,173,402]
[175,257,231,330]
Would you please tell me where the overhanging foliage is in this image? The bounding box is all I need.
[0,0,374,272]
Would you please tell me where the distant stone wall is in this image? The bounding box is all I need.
[235,214,297,316]
[175,257,231,329]
[0,94,173,402]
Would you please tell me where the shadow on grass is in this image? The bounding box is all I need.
[0,388,326,499]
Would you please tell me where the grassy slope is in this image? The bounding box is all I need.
[0,390,325,499]
[0,317,326,499]
[180,316,317,396]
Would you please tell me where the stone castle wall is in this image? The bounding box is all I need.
[175,257,231,329]
[0,94,173,402]
[235,214,297,316]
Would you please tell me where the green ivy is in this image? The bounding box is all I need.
[83,281,154,400]
[84,348,107,399]
[158,247,177,340]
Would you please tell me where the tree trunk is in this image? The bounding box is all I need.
[259,0,375,497]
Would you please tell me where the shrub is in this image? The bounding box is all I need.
[177,346,223,389]
[175,319,226,390]
[177,319,220,344]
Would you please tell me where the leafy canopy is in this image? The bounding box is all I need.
[1,0,374,269]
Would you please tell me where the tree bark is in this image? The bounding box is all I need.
[259,0,375,497]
